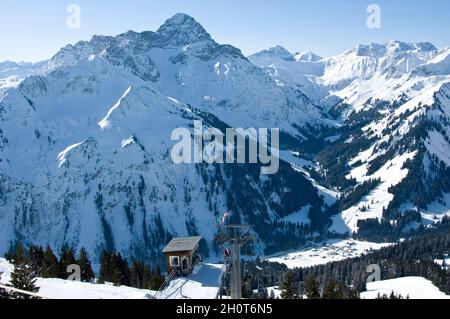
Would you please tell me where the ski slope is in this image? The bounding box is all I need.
[156,263,225,299]
[361,277,450,299]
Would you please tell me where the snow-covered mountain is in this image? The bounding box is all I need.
[0,61,45,97]
[294,51,323,63]
[319,42,450,235]
[0,14,335,264]
[248,46,327,102]
[251,40,450,237]
[1,13,449,264]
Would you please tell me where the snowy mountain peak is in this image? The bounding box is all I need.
[294,51,322,62]
[251,46,295,62]
[156,13,212,46]
[355,43,387,58]
[387,40,437,53]
[0,60,45,98]
[354,41,438,58]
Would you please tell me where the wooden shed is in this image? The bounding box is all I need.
[162,236,202,276]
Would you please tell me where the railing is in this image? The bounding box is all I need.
[216,262,231,299]
[152,269,177,299]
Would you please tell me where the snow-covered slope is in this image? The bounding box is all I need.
[0,258,154,299]
[250,41,450,113]
[43,15,331,137]
[361,277,450,299]
[0,14,334,263]
[0,257,224,299]
[248,46,328,102]
[0,61,44,79]
[156,263,224,299]
[294,51,323,63]
[252,40,450,235]
[0,61,45,97]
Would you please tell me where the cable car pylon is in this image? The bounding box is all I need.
[215,211,253,299]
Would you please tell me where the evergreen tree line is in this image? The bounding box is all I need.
[4,243,164,291]
[356,213,450,243]
[279,272,359,299]
[355,209,423,242]
[288,220,450,296]
[236,259,359,299]
[240,217,450,299]
[196,152,336,255]
[340,178,382,211]
[98,251,164,290]
[5,244,95,282]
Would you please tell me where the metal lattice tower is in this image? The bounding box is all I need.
[215,224,253,299]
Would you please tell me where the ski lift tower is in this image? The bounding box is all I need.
[215,222,253,299]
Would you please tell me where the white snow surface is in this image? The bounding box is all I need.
[0,258,154,299]
[434,257,450,270]
[332,151,417,233]
[361,277,450,299]
[0,61,45,97]
[266,239,392,269]
[157,263,224,299]
[1,258,224,299]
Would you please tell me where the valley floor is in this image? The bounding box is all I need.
[266,239,393,269]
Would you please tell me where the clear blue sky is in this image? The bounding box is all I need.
[0,0,449,62]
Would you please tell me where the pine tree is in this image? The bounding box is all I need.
[130,261,141,288]
[280,271,296,299]
[98,251,110,284]
[29,245,44,276]
[9,263,40,299]
[142,263,152,289]
[148,266,164,290]
[77,247,95,282]
[322,280,344,299]
[269,289,276,299]
[349,288,359,299]
[116,253,130,286]
[41,246,59,278]
[109,253,124,286]
[13,243,27,266]
[305,276,321,299]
